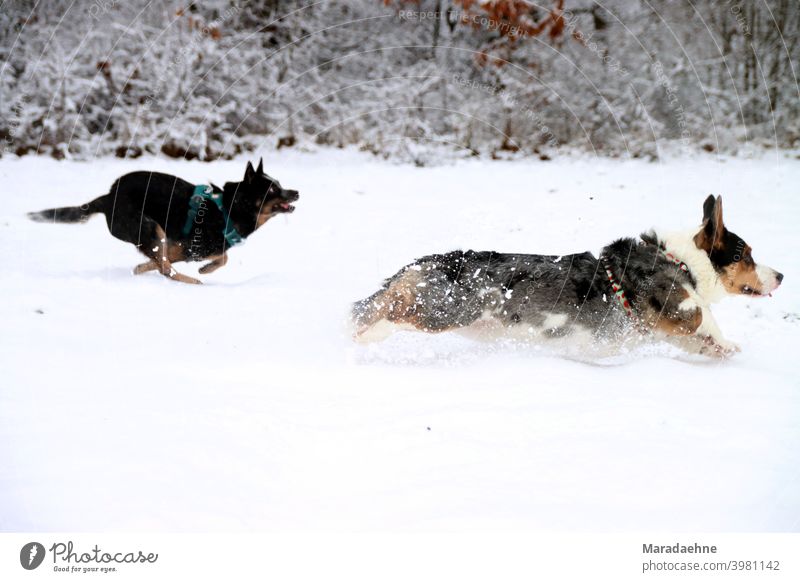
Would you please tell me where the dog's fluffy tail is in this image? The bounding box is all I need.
[28,195,107,224]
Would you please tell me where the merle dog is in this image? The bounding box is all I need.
[352,196,782,357]
[28,159,298,284]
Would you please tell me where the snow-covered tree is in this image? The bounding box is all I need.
[1,0,797,161]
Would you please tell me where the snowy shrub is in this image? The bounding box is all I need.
[0,0,798,162]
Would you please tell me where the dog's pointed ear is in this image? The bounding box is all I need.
[256,157,263,175]
[695,194,725,252]
[706,195,724,242]
[244,161,255,183]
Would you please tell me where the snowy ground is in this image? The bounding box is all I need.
[1,150,798,532]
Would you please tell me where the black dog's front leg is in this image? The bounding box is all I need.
[136,216,201,285]
[198,254,228,274]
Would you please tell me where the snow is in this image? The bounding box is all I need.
[1,150,798,532]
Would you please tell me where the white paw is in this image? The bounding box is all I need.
[701,336,740,358]
[718,339,741,353]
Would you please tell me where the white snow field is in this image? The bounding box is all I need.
[1,150,798,532]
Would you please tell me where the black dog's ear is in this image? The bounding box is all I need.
[244,161,255,183]
[695,195,725,252]
[256,157,263,175]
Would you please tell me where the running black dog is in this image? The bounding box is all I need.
[28,159,299,284]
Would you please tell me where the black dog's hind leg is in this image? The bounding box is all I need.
[198,254,228,274]
[135,216,200,285]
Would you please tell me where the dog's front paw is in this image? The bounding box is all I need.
[700,336,740,358]
[718,339,741,354]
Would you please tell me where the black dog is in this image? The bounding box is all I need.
[28,159,299,284]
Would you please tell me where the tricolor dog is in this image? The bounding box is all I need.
[28,159,299,284]
[352,196,782,357]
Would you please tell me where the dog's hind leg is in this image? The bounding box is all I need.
[352,264,482,342]
[133,260,158,275]
[137,216,201,285]
[351,270,427,342]
[198,254,228,274]
[351,289,393,342]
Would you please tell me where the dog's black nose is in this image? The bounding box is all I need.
[776,272,784,283]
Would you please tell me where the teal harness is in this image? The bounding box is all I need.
[182,185,243,248]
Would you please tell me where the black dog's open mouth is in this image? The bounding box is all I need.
[274,191,299,213]
[268,190,299,214]
[272,201,296,213]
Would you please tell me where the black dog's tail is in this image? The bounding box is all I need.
[28,195,108,224]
